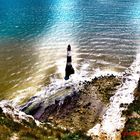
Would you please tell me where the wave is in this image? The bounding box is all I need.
[19,63,120,117]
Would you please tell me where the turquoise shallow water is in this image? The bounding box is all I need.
[0,0,140,103]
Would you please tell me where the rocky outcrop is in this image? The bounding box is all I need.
[23,75,121,133]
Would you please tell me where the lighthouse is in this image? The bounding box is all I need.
[64,45,75,80]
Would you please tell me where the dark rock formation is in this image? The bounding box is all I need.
[29,75,122,132]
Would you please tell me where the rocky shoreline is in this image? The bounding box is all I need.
[0,101,91,140]
[23,75,122,133]
[0,75,123,140]
[121,80,140,140]
[40,75,121,132]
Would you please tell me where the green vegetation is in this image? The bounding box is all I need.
[121,90,140,140]
[0,106,91,140]
[62,131,91,140]
[0,75,122,140]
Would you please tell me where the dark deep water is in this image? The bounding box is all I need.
[0,0,140,103]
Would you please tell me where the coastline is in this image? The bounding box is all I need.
[21,75,121,135]
[121,81,140,140]
[1,74,139,140]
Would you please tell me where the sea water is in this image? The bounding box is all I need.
[0,0,140,103]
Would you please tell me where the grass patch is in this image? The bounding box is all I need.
[62,131,91,140]
[0,109,91,140]
[122,90,140,140]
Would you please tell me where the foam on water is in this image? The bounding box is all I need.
[87,52,140,139]
[19,62,120,112]
[19,63,90,109]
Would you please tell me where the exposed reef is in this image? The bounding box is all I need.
[23,75,121,134]
[0,75,123,140]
